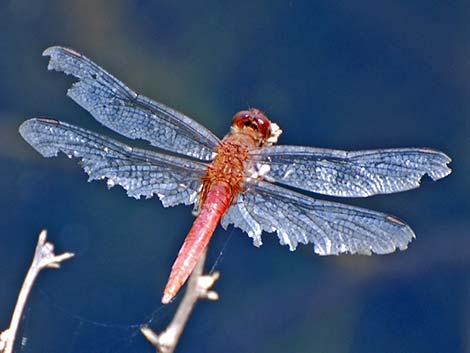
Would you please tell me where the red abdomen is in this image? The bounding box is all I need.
[162,182,232,304]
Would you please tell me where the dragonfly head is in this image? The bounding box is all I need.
[231,108,282,146]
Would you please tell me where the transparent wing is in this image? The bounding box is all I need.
[19,118,207,207]
[222,180,415,255]
[43,46,220,161]
[251,146,452,197]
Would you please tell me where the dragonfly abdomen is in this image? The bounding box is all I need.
[162,182,232,304]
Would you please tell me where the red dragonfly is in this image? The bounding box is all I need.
[20,47,452,304]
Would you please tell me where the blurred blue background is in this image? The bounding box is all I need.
[0,1,468,352]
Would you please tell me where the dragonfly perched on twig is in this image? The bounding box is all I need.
[20,47,452,303]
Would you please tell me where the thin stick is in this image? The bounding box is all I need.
[0,230,74,353]
[141,247,219,353]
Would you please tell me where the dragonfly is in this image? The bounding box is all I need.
[20,46,452,304]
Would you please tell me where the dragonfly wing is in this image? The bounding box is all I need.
[19,118,207,207]
[43,46,220,161]
[251,146,451,197]
[222,180,415,255]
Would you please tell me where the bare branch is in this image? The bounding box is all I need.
[141,247,219,353]
[0,230,74,353]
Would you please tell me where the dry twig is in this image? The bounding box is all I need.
[0,230,74,353]
[141,247,219,353]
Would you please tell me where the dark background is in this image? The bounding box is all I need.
[1,1,468,353]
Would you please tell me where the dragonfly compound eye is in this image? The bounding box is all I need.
[249,109,271,139]
[232,110,251,128]
[232,109,272,140]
